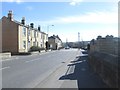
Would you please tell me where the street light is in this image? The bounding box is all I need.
[47,25,54,37]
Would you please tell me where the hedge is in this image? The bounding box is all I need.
[29,46,45,52]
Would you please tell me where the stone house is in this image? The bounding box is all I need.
[0,11,48,54]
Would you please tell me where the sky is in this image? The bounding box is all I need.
[1,0,118,42]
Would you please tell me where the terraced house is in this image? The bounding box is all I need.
[0,11,48,54]
[48,35,63,50]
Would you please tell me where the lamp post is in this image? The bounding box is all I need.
[46,25,54,51]
[47,25,54,37]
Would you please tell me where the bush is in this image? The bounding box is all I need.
[58,47,64,50]
[29,46,45,52]
[11,52,31,55]
[29,46,40,52]
[39,47,45,50]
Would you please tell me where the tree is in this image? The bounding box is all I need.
[87,44,90,50]
[45,41,49,50]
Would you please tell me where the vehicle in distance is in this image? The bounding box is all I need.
[65,46,70,49]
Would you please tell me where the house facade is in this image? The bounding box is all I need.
[48,35,63,50]
[0,19,2,53]
[0,11,48,54]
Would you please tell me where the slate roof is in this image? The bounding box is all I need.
[48,35,62,41]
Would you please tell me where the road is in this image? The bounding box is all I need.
[2,49,108,89]
[2,49,79,88]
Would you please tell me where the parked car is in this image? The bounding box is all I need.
[65,46,70,49]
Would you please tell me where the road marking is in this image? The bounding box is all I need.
[0,66,10,70]
[83,60,86,62]
[25,58,41,63]
[2,57,19,62]
[81,68,86,71]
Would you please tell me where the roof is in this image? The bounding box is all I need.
[48,36,56,39]
[2,16,28,28]
[48,35,62,41]
[41,31,48,35]
[1,16,47,35]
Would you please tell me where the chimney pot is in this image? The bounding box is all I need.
[21,17,25,25]
[30,23,34,28]
[8,10,13,21]
[38,26,41,31]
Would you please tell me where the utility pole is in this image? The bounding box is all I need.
[78,32,80,48]
[66,38,68,46]
[78,32,80,42]
[47,25,54,37]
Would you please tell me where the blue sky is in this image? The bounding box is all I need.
[1,0,118,42]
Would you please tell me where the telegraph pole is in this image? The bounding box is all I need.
[78,32,80,42]
[78,32,80,48]
[66,38,68,46]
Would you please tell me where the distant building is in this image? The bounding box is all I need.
[27,24,48,49]
[0,11,48,54]
[41,32,48,48]
[48,35,63,50]
[65,41,90,49]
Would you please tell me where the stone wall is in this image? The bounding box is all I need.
[0,52,11,60]
[90,35,118,55]
[88,35,119,88]
[88,52,119,88]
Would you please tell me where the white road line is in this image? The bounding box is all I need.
[46,55,52,58]
[25,58,41,63]
[2,57,19,62]
[25,51,57,63]
[0,66,10,70]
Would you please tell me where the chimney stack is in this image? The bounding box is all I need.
[30,23,34,28]
[38,25,41,31]
[21,17,25,25]
[8,10,13,21]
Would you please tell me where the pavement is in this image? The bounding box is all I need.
[35,49,108,89]
[1,49,55,61]
[35,50,78,88]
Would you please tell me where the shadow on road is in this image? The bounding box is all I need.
[59,54,108,89]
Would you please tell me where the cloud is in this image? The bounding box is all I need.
[38,9,117,25]
[69,0,83,6]
[69,2,76,6]
[1,0,118,2]
[1,0,24,4]
[16,0,23,4]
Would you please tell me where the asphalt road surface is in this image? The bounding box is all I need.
[2,49,108,89]
[2,49,79,88]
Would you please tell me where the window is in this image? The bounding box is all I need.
[28,41,30,48]
[23,41,26,49]
[23,27,26,36]
[28,30,30,36]
[43,35,45,39]
[32,30,34,37]
[41,34,42,39]
[41,44,42,47]
[33,42,36,46]
[34,31,36,37]
[37,32,39,37]
[50,44,52,48]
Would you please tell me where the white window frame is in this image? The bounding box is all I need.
[23,41,26,49]
[23,27,26,36]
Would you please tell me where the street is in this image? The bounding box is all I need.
[2,49,107,89]
[1,1,118,89]
[2,49,79,88]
